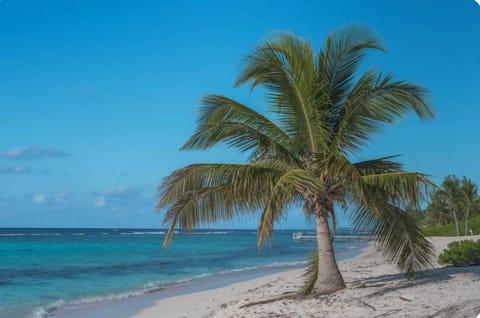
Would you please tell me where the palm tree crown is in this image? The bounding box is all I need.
[157,25,435,294]
[462,177,479,235]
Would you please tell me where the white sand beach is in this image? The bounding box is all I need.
[133,236,480,318]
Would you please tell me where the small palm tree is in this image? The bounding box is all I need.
[438,176,462,236]
[462,177,479,235]
[157,25,435,295]
[426,192,452,226]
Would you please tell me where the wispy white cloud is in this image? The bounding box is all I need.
[32,194,46,204]
[0,146,69,159]
[53,193,65,204]
[95,186,130,196]
[31,193,66,206]
[0,192,70,212]
[94,196,106,208]
[92,186,152,210]
[0,165,30,174]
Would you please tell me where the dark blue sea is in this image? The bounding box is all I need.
[0,228,366,318]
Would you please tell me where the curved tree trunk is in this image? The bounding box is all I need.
[314,213,346,294]
[452,209,460,237]
[464,206,470,236]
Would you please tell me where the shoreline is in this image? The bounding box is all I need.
[48,242,368,318]
[131,236,480,318]
[49,236,480,317]
[48,262,307,318]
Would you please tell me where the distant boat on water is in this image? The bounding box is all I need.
[292,230,371,242]
[292,232,316,241]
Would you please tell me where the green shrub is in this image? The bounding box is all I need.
[438,240,480,266]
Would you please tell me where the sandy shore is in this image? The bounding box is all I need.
[133,236,480,318]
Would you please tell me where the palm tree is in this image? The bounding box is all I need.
[438,176,462,236]
[425,192,452,226]
[157,25,435,295]
[462,177,478,235]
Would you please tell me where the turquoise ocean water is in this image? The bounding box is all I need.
[0,228,366,318]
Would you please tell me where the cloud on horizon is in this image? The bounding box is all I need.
[0,146,69,160]
[92,186,153,211]
[0,165,30,174]
[31,193,67,206]
[32,194,46,204]
[94,196,106,208]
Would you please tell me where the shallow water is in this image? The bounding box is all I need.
[0,228,365,318]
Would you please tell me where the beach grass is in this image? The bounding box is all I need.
[423,215,480,236]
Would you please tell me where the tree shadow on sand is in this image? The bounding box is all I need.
[346,265,480,317]
[350,264,480,297]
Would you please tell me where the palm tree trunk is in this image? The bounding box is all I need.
[452,209,459,237]
[314,213,346,294]
[465,206,470,236]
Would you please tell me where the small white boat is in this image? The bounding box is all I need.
[292,232,316,241]
[292,232,303,240]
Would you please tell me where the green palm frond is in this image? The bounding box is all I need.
[315,153,365,191]
[331,71,434,153]
[300,252,319,295]
[350,197,434,275]
[354,155,403,175]
[257,169,323,247]
[235,34,327,153]
[462,177,478,202]
[362,171,434,208]
[158,162,286,246]
[348,169,435,274]
[158,163,282,207]
[318,25,384,108]
[183,95,298,162]
[161,185,233,246]
[325,155,435,274]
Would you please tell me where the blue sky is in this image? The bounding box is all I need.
[0,0,479,229]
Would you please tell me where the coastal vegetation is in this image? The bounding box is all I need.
[423,216,480,236]
[411,175,480,236]
[157,25,435,295]
[438,240,480,266]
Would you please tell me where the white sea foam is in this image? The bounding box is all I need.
[183,231,229,235]
[0,233,65,237]
[32,289,152,318]
[133,231,166,235]
[142,273,211,291]
[1,233,64,237]
[120,231,166,235]
[218,261,307,275]
[32,259,308,318]
[31,281,181,318]
[71,233,85,236]
[32,300,65,318]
